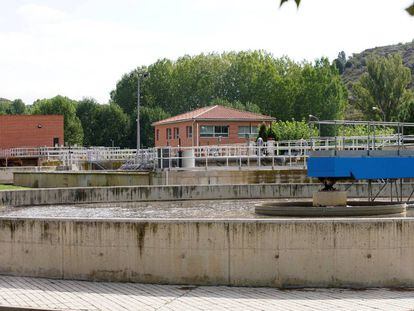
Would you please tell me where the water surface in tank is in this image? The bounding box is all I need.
[0,199,413,219]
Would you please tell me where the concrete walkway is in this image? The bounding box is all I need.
[0,276,414,311]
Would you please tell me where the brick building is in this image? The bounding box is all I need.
[152,105,275,147]
[0,115,64,149]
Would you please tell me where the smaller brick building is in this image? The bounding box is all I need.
[152,105,275,147]
[0,115,64,149]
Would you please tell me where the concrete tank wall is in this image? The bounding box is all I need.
[0,166,56,184]
[0,217,413,288]
[13,169,311,188]
[0,184,319,207]
[0,183,412,207]
[13,171,151,188]
[154,169,311,186]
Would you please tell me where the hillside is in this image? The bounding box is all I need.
[342,40,414,89]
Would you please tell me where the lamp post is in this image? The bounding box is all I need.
[308,114,321,136]
[372,106,385,122]
[136,72,150,158]
[308,114,320,152]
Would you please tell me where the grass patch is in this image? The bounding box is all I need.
[0,184,28,190]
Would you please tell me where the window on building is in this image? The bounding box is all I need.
[173,127,179,139]
[238,125,259,138]
[156,129,159,141]
[166,128,172,140]
[200,125,229,138]
[186,126,193,138]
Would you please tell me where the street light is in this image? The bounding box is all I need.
[308,114,321,152]
[137,72,150,156]
[372,106,385,122]
[308,114,321,137]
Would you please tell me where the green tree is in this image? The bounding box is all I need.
[0,99,11,115]
[210,98,262,114]
[8,99,26,114]
[258,123,269,141]
[0,99,26,115]
[76,98,101,146]
[144,59,174,111]
[32,95,84,145]
[111,51,348,125]
[352,54,413,121]
[397,95,414,124]
[337,125,394,137]
[333,51,347,74]
[77,99,131,147]
[94,103,130,147]
[110,66,149,115]
[292,58,348,121]
[169,54,227,114]
[270,120,317,141]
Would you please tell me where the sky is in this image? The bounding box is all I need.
[0,0,413,105]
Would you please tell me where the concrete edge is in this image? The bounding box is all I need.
[1,182,323,191]
[1,183,413,207]
[0,216,410,224]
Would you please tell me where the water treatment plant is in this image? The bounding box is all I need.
[2,1,414,307]
[1,120,414,291]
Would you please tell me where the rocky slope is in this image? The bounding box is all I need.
[342,40,414,88]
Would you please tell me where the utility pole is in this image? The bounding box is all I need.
[137,77,141,153]
[136,72,149,158]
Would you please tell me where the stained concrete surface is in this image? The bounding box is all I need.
[0,203,414,287]
[0,183,410,207]
[13,169,312,188]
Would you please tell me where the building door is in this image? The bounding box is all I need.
[53,137,59,147]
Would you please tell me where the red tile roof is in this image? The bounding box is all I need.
[152,105,275,126]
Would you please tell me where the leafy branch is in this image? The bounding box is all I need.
[279,0,414,16]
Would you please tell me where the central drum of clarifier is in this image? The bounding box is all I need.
[255,200,407,217]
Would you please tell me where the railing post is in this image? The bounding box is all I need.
[168,147,172,170]
[205,147,208,170]
[160,148,163,170]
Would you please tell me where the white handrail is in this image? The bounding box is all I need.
[2,135,414,169]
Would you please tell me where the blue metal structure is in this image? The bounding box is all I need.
[306,120,414,201]
[308,151,414,180]
[307,120,414,181]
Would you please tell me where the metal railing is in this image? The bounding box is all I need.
[1,134,414,170]
[0,147,134,162]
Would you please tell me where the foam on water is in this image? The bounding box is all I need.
[0,199,413,220]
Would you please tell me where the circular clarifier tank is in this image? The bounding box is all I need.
[255,200,407,217]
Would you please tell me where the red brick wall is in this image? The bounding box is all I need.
[0,115,64,149]
[154,120,270,147]
[155,121,195,147]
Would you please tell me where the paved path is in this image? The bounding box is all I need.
[0,276,413,310]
